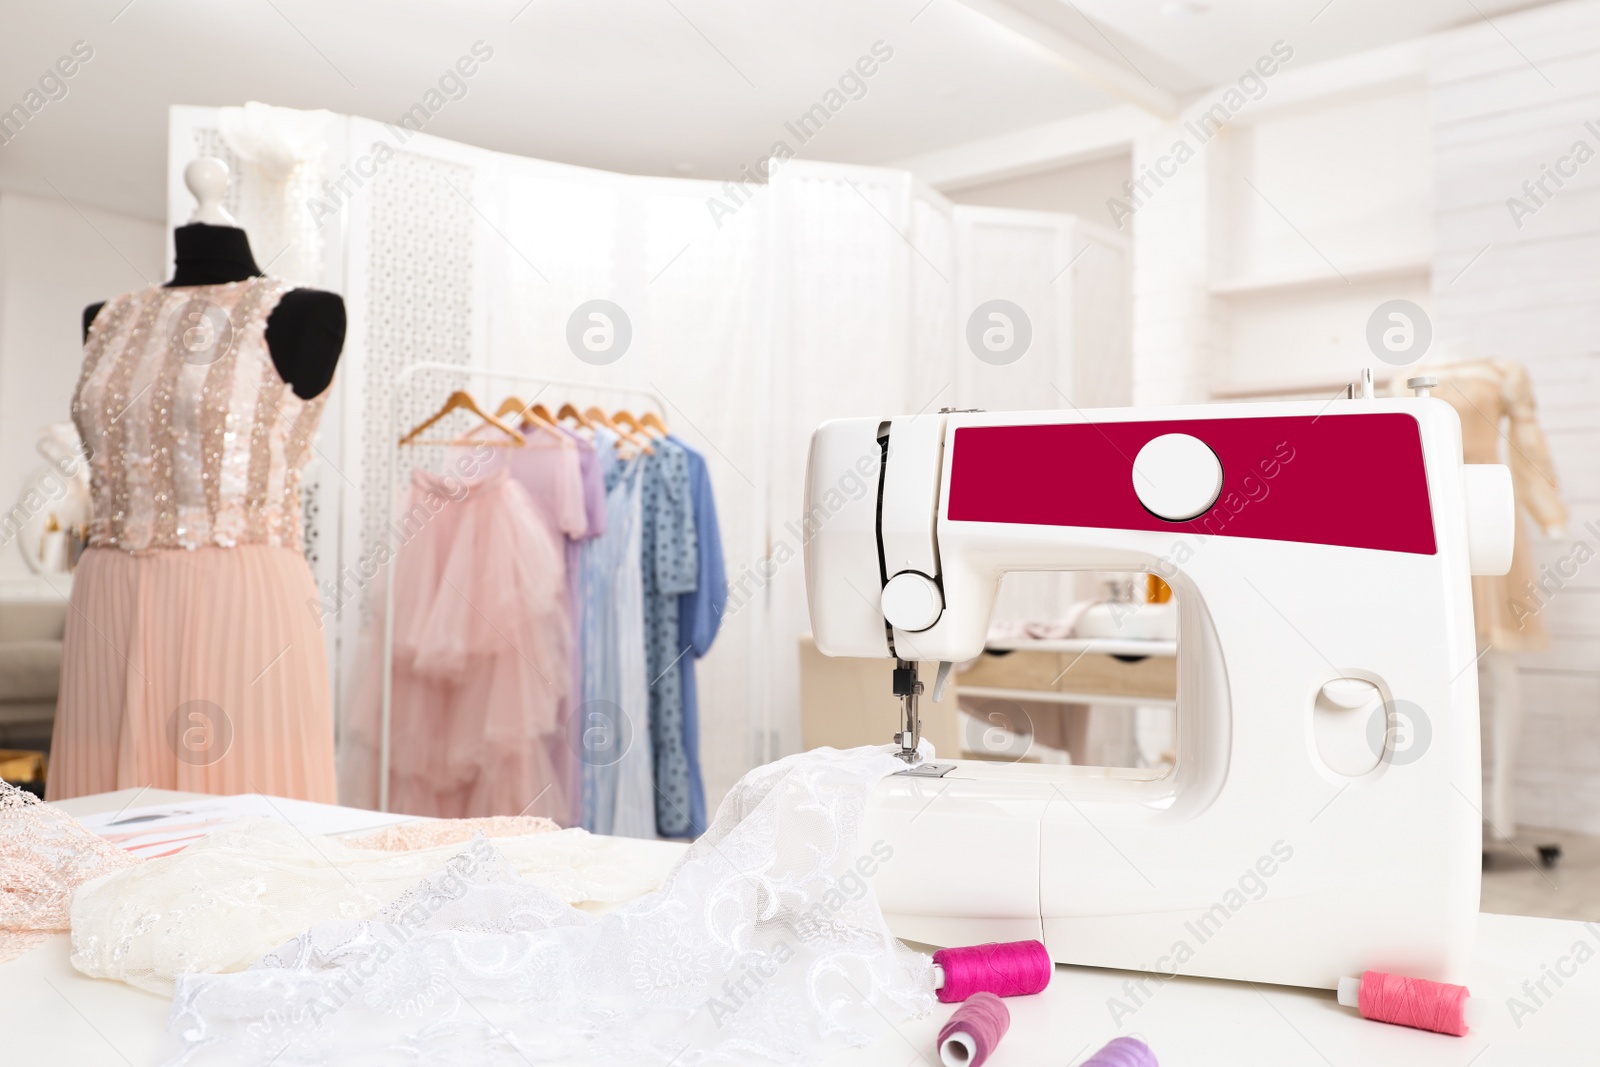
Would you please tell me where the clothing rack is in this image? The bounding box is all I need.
[377,361,668,813]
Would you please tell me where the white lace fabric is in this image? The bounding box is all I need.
[156,745,933,1066]
[71,819,659,993]
[0,781,140,963]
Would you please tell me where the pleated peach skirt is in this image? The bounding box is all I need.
[46,545,337,802]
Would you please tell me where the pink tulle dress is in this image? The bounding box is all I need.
[341,468,575,823]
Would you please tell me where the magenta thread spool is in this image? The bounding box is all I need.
[932,939,1053,1003]
[1338,970,1486,1036]
[1082,1036,1158,1066]
[937,991,1010,1067]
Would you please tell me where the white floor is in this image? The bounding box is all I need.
[1481,826,1600,922]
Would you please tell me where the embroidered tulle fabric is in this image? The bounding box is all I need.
[72,819,660,993]
[0,781,139,963]
[344,815,558,851]
[157,744,933,1066]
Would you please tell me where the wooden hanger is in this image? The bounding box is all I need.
[400,390,524,447]
[494,395,529,421]
[494,395,565,441]
[557,402,596,430]
[639,411,669,437]
[585,405,653,454]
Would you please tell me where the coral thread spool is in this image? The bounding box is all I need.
[932,939,1053,1003]
[1082,1036,1159,1066]
[1338,970,1487,1036]
[937,991,1010,1067]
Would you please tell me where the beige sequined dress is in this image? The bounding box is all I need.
[47,277,337,802]
[1396,358,1567,652]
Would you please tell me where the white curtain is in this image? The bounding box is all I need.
[758,162,957,760]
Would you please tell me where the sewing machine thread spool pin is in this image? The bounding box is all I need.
[1345,367,1376,400]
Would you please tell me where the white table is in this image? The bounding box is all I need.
[5,790,1597,1065]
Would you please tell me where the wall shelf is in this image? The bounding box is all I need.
[1209,256,1430,297]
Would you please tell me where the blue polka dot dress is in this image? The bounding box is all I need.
[638,439,698,836]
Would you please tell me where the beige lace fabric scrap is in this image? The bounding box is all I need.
[0,781,139,963]
[71,817,658,992]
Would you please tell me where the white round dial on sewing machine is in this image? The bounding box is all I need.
[1132,433,1224,521]
[881,571,943,632]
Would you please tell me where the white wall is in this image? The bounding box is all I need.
[1127,62,1436,402]
[1211,86,1434,395]
[947,154,1131,225]
[0,192,164,580]
[1128,113,1215,405]
[1220,89,1433,283]
[1431,0,1600,836]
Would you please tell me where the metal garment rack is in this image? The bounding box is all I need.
[378,360,666,813]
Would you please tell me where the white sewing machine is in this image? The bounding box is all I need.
[804,379,1513,990]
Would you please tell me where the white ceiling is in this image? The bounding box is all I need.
[998,0,1553,92]
[0,0,1556,221]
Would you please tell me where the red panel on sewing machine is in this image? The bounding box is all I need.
[946,414,1437,554]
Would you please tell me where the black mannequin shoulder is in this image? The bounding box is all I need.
[274,287,346,322]
[266,288,347,400]
[82,301,106,341]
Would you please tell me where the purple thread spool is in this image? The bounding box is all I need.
[1082,1036,1158,1067]
[937,991,1010,1067]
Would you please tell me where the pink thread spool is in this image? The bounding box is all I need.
[1082,1036,1158,1066]
[937,991,1010,1067]
[1338,970,1487,1036]
[932,939,1053,1003]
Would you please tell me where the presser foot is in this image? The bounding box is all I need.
[892,732,921,764]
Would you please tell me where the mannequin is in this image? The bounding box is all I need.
[50,156,344,803]
[81,158,345,400]
[1397,339,1567,845]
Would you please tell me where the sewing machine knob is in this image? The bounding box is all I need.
[1132,433,1224,522]
[881,571,943,632]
